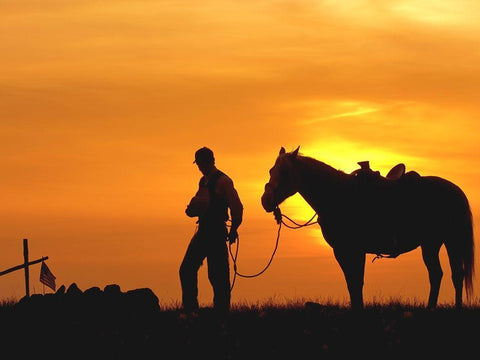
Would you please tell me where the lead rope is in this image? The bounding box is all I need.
[228,207,318,291]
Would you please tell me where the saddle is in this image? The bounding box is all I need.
[352,161,407,181]
[386,163,406,180]
[351,161,417,258]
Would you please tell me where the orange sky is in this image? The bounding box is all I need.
[1,0,480,306]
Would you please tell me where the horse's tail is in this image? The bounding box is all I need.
[449,190,476,299]
[462,199,475,299]
[443,181,475,299]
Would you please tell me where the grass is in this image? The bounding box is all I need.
[2,295,480,359]
[0,297,17,312]
[3,294,480,310]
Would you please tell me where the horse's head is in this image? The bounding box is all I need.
[261,146,301,213]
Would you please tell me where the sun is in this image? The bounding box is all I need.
[280,193,317,222]
[278,193,329,248]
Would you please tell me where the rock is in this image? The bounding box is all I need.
[125,288,160,314]
[66,283,83,296]
[84,286,102,296]
[104,284,122,295]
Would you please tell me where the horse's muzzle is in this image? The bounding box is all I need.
[261,184,276,213]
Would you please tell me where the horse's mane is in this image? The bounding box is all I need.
[295,153,350,179]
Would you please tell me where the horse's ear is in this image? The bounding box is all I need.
[292,146,300,158]
[279,147,286,155]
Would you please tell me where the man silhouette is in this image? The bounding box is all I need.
[180,147,243,316]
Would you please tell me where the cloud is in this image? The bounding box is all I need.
[1,0,479,216]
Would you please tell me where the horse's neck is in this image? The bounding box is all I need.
[296,158,345,216]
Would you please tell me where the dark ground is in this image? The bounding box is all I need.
[1,286,479,359]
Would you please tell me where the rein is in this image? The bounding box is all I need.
[228,207,318,291]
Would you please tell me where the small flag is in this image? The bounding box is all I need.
[40,261,56,291]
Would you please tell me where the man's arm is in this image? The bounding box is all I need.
[218,176,243,243]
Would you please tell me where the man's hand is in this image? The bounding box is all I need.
[185,192,209,218]
[227,228,238,244]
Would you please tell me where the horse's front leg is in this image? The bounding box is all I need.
[334,248,366,310]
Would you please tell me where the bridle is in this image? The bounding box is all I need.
[228,176,319,291]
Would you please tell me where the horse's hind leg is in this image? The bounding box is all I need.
[421,243,443,308]
[444,243,465,308]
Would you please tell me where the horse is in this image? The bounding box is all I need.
[261,146,474,310]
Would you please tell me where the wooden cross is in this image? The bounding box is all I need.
[0,239,49,297]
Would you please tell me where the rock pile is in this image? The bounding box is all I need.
[15,283,160,323]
